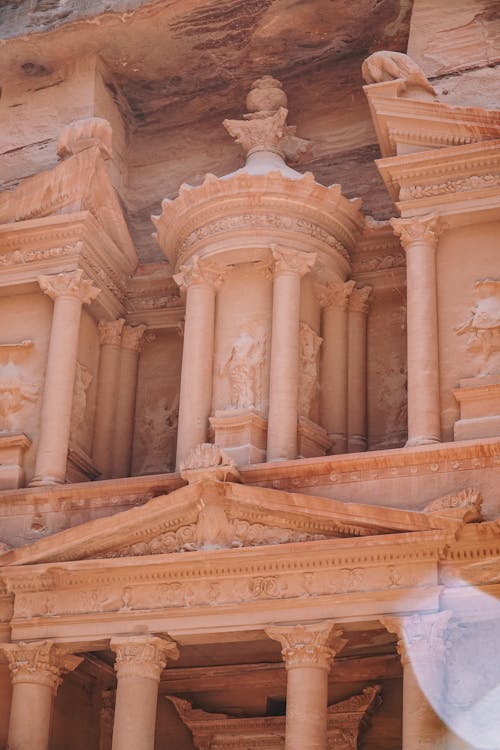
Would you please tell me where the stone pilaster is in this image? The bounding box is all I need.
[391,215,442,447]
[31,270,100,485]
[1,640,82,750]
[266,621,346,750]
[173,256,225,468]
[347,285,372,453]
[267,246,316,462]
[382,611,451,750]
[92,318,125,478]
[110,635,179,750]
[110,324,147,478]
[317,280,355,453]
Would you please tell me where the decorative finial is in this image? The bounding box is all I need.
[223,77,309,164]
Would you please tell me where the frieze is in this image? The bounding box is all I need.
[0,243,81,267]
[9,557,437,619]
[176,213,350,265]
[400,173,500,201]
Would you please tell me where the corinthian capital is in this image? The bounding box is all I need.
[381,611,452,667]
[121,324,147,352]
[390,214,442,250]
[173,255,225,292]
[0,640,82,694]
[98,318,125,346]
[38,269,100,304]
[271,246,316,277]
[111,635,179,681]
[265,621,346,671]
[316,280,356,310]
[349,285,372,314]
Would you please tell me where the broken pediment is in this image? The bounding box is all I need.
[0,143,135,263]
[167,686,381,750]
[0,481,482,567]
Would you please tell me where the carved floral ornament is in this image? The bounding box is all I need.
[390,214,442,250]
[173,255,226,292]
[110,635,179,681]
[0,641,82,693]
[265,621,347,671]
[38,269,100,305]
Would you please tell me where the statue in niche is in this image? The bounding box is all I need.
[71,362,93,447]
[298,322,322,420]
[220,328,266,411]
[455,279,500,377]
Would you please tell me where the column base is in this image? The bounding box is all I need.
[209,409,267,466]
[29,475,64,487]
[405,436,441,447]
[348,434,368,453]
[298,417,332,458]
[0,433,32,490]
[328,433,347,455]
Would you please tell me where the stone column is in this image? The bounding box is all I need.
[1,640,82,750]
[92,319,125,478]
[381,612,451,750]
[266,621,346,750]
[391,215,442,446]
[173,256,225,469]
[347,285,372,453]
[31,270,100,485]
[99,688,115,750]
[317,280,355,454]
[110,635,179,750]
[267,247,316,462]
[110,324,147,478]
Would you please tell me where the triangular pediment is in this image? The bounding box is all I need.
[0,481,481,567]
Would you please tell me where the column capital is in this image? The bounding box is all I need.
[38,269,100,304]
[265,621,346,671]
[173,255,225,292]
[271,245,316,277]
[390,214,442,251]
[121,324,147,352]
[98,318,125,346]
[110,635,179,681]
[316,279,355,310]
[0,640,82,694]
[381,611,452,667]
[348,285,372,314]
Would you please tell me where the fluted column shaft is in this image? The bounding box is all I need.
[382,612,451,750]
[347,286,371,453]
[110,636,179,750]
[391,215,442,446]
[111,324,147,478]
[31,271,100,485]
[1,641,81,750]
[267,247,316,461]
[174,257,224,468]
[266,622,346,750]
[317,281,354,454]
[92,319,125,478]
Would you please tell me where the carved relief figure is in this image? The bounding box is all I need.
[136,392,179,474]
[220,328,266,411]
[70,362,93,447]
[455,279,500,376]
[298,322,322,419]
[0,360,38,432]
[361,50,435,94]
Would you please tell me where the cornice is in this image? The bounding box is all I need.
[364,81,500,158]
[152,171,363,273]
[239,437,500,491]
[376,139,500,221]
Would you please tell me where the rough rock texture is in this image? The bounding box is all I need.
[0,0,413,260]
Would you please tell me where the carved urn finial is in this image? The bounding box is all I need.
[223,77,309,165]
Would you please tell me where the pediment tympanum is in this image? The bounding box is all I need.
[0,480,480,567]
[167,686,381,750]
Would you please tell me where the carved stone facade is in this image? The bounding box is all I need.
[0,4,499,750]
